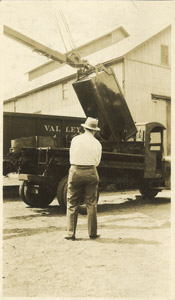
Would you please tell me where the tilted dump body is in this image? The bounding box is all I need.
[73,67,137,142]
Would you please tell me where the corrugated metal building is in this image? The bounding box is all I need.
[3,24,171,155]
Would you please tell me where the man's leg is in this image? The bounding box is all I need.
[85,181,98,237]
[66,167,82,238]
[66,186,79,237]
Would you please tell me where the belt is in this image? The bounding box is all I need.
[71,165,95,169]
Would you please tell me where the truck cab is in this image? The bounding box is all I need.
[135,122,165,178]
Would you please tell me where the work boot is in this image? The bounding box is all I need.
[64,235,75,241]
[89,235,100,239]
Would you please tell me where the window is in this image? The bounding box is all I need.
[150,131,161,151]
[151,94,171,101]
[62,82,68,100]
[161,45,169,65]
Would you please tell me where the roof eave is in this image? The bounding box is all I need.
[3,57,125,104]
[27,25,129,75]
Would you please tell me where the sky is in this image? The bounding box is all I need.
[1,0,175,100]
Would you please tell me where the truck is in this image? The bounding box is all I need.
[3,25,170,209]
[5,66,170,210]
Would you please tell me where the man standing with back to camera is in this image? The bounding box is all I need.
[64,117,102,241]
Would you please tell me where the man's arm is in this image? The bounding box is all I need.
[95,143,102,166]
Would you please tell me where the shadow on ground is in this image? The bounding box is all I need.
[74,237,161,245]
[4,195,170,240]
[3,225,66,240]
[7,194,170,220]
[97,195,170,213]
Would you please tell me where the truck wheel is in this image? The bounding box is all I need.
[57,176,68,211]
[19,181,26,202]
[57,176,99,212]
[20,181,55,208]
[139,187,159,199]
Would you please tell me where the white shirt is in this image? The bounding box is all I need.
[70,131,102,166]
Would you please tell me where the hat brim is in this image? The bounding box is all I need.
[81,124,100,131]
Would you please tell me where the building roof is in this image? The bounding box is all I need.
[28,25,129,78]
[4,22,171,104]
[87,24,171,66]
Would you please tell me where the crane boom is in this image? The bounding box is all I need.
[3,25,90,69]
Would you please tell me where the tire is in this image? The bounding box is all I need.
[19,181,26,202]
[57,176,99,212]
[139,187,159,199]
[57,176,68,211]
[21,181,55,208]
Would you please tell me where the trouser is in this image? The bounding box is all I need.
[66,165,99,237]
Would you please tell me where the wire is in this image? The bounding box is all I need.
[59,10,76,49]
[58,10,74,51]
[53,9,77,52]
[53,10,68,52]
[131,1,139,12]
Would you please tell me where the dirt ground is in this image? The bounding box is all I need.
[3,189,171,298]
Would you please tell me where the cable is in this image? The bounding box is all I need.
[52,9,78,54]
[58,10,74,51]
[59,10,76,49]
[53,10,68,52]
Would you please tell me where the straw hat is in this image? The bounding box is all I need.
[81,117,100,131]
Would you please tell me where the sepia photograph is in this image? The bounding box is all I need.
[1,0,175,299]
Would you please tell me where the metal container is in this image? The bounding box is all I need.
[73,67,137,142]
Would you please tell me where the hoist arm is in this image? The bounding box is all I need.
[3,25,90,69]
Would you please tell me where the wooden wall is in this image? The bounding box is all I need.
[3,79,85,117]
[124,27,171,155]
